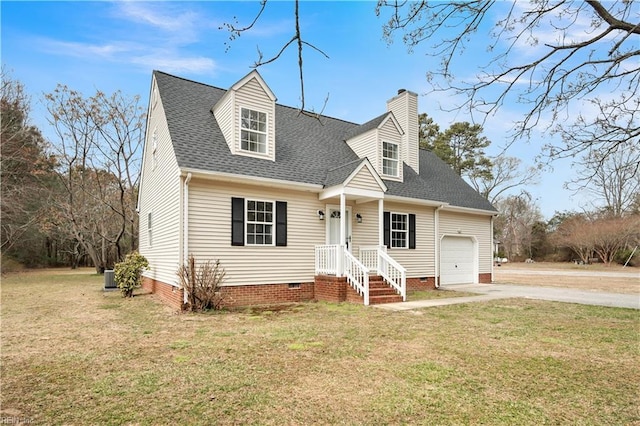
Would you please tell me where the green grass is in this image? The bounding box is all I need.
[1,269,639,425]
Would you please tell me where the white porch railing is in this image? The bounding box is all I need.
[360,245,406,302]
[344,250,370,306]
[315,244,370,305]
[315,244,342,275]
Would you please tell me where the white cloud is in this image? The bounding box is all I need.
[37,37,216,75]
[131,53,216,74]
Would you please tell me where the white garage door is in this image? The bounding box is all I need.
[440,237,475,285]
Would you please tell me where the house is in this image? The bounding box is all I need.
[137,70,498,309]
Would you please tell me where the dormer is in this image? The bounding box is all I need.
[345,112,404,182]
[212,70,277,161]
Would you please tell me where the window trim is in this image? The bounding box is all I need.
[245,198,275,247]
[239,107,268,155]
[382,141,399,177]
[147,211,153,247]
[390,212,409,249]
[151,127,158,171]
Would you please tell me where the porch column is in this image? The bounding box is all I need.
[340,192,346,247]
[339,192,346,277]
[378,198,384,246]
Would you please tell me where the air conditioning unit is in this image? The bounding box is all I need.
[104,269,116,290]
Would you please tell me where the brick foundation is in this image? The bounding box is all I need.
[142,277,184,310]
[479,273,492,284]
[219,282,314,308]
[407,277,436,291]
[314,275,348,303]
[143,275,440,310]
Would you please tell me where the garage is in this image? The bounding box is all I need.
[440,236,475,285]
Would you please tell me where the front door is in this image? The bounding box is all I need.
[327,207,352,251]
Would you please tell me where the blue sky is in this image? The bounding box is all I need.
[2,1,595,219]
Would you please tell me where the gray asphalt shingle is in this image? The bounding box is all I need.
[154,71,496,213]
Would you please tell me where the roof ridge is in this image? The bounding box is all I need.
[153,70,227,91]
[154,70,359,127]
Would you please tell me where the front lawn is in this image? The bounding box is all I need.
[1,269,638,425]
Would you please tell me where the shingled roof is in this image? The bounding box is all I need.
[154,71,496,213]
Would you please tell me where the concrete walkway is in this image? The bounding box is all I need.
[375,283,640,311]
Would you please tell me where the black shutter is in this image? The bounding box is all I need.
[409,214,416,249]
[275,201,287,246]
[231,197,244,246]
[383,211,390,249]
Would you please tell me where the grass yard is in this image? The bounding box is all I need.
[1,269,639,425]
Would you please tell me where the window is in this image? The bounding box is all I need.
[240,108,267,154]
[391,213,408,248]
[152,128,158,170]
[232,198,287,247]
[382,141,399,177]
[147,212,153,247]
[246,200,274,245]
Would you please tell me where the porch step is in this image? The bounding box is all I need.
[368,278,403,304]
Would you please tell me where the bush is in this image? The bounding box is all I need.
[177,255,226,311]
[114,252,149,297]
[615,247,639,266]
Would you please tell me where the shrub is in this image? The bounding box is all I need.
[177,255,226,311]
[114,252,149,297]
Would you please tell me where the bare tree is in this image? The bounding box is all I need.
[590,215,640,266]
[553,213,640,265]
[469,156,540,205]
[567,140,640,216]
[45,85,143,273]
[1,70,53,255]
[376,1,639,162]
[494,191,543,260]
[552,214,594,264]
[225,1,638,171]
[221,0,329,116]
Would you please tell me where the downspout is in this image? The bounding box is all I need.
[183,172,192,304]
[434,205,444,289]
[491,214,497,282]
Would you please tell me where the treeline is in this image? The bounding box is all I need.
[1,71,144,273]
[419,113,640,266]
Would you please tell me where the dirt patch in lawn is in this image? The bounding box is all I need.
[494,262,639,294]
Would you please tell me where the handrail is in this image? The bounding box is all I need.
[377,248,407,302]
[315,244,341,275]
[344,250,370,305]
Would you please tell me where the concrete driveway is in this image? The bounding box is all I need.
[376,283,640,311]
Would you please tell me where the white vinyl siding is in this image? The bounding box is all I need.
[138,85,182,286]
[213,91,235,153]
[346,130,377,168]
[345,166,384,192]
[384,202,435,278]
[188,180,325,286]
[387,90,419,174]
[235,77,275,160]
[439,210,493,275]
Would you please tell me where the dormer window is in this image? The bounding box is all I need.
[382,141,399,177]
[240,107,267,154]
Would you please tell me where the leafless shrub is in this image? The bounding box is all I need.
[177,255,226,311]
